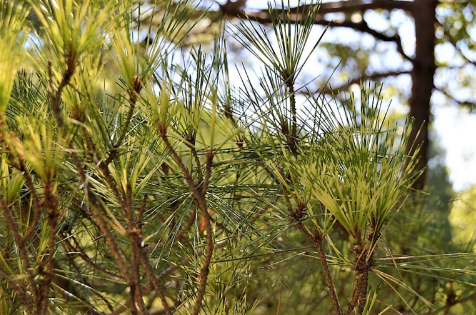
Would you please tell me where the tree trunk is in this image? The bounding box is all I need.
[408,0,437,190]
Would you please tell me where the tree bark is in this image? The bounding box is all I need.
[408,0,438,189]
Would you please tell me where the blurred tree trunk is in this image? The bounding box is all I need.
[408,0,438,189]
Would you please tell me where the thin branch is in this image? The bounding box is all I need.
[304,70,411,96]
[439,22,476,68]
[159,128,214,315]
[220,0,415,17]
[201,150,213,196]
[156,238,231,282]
[159,132,202,202]
[107,284,155,315]
[137,193,147,227]
[53,283,104,315]
[0,264,32,313]
[187,133,204,183]
[114,97,137,149]
[86,202,135,297]
[37,182,60,315]
[97,160,127,212]
[75,198,135,307]
[0,117,44,246]
[47,57,137,311]
[357,268,369,315]
[109,236,233,315]
[289,0,415,14]
[47,52,75,135]
[141,255,173,315]
[125,183,147,315]
[435,86,476,109]
[17,158,43,244]
[59,231,123,279]
[286,81,298,155]
[232,7,412,61]
[314,232,341,315]
[108,76,144,165]
[143,207,197,253]
[0,191,38,306]
[193,150,214,315]
[344,274,363,315]
[294,221,341,315]
[68,144,136,311]
[107,281,178,315]
[332,20,411,62]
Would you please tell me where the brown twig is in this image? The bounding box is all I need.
[143,207,197,253]
[37,182,60,315]
[137,193,148,227]
[192,150,214,315]
[288,0,415,15]
[87,202,137,311]
[66,137,137,313]
[47,53,75,133]
[141,255,173,315]
[112,76,143,151]
[186,132,203,183]
[276,229,287,314]
[59,231,123,279]
[0,192,38,308]
[344,273,363,315]
[285,192,341,314]
[285,80,298,155]
[357,268,369,315]
[0,119,43,246]
[52,282,104,315]
[314,232,341,315]
[233,9,412,62]
[352,241,374,315]
[17,158,43,244]
[159,124,214,315]
[107,283,156,315]
[307,70,412,96]
[47,54,143,313]
[294,218,340,315]
[0,265,32,313]
[97,160,127,212]
[126,183,146,314]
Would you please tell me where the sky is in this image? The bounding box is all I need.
[434,105,476,191]
[228,0,476,192]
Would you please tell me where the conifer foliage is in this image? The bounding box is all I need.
[0,1,474,314]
